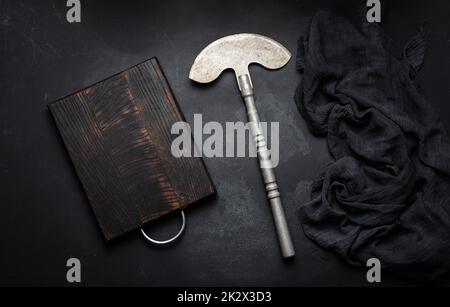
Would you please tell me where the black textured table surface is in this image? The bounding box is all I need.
[1,0,449,286]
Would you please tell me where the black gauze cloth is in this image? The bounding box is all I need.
[295,11,450,280]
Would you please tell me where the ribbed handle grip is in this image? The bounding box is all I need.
[238,74,295,258]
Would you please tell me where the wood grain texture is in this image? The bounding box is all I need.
[49,58,215,241]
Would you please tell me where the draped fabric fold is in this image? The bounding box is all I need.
[295,11,450,280]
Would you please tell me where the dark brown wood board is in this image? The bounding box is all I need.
[49,58,215,241]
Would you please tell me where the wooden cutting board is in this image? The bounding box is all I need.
[49,58,215,241]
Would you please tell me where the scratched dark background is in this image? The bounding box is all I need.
[1,0,449,286]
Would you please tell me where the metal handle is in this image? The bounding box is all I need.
[141,210,186,246]
[238,74,295,258]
